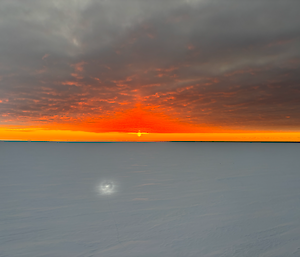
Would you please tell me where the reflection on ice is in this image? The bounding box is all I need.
[99,180,116,195]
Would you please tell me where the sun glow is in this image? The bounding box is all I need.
[128,130,149,137]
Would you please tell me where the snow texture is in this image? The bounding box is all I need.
[0,142,300,257]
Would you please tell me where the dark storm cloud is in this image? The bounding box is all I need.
[0,0,299,130]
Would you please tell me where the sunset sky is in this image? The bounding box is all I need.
[0,0,299,141]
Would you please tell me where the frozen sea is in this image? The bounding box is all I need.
[1,142,300,257]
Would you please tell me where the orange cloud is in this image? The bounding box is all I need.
[71,61,87,72]
[9,103,219,136]
[79,103,216,133]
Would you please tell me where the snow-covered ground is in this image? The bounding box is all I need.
[0,142,300,257]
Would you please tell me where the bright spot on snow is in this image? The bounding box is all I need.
[98,180,116,195]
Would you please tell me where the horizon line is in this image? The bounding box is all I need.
[0,140,299,143]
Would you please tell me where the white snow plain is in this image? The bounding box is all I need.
[0,142,300,257]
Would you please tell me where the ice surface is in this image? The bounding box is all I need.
[0,142,300,257]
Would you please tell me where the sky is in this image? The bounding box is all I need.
[0,0,299,141]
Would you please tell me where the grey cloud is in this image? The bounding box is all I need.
[0,0,299,130]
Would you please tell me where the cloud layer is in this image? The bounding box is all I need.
[0,0,299,131]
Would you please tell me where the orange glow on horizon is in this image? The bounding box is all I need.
[27,103,222,134]
[1,104,299,142]
[0,127,299,142]
[84,103,213,133]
